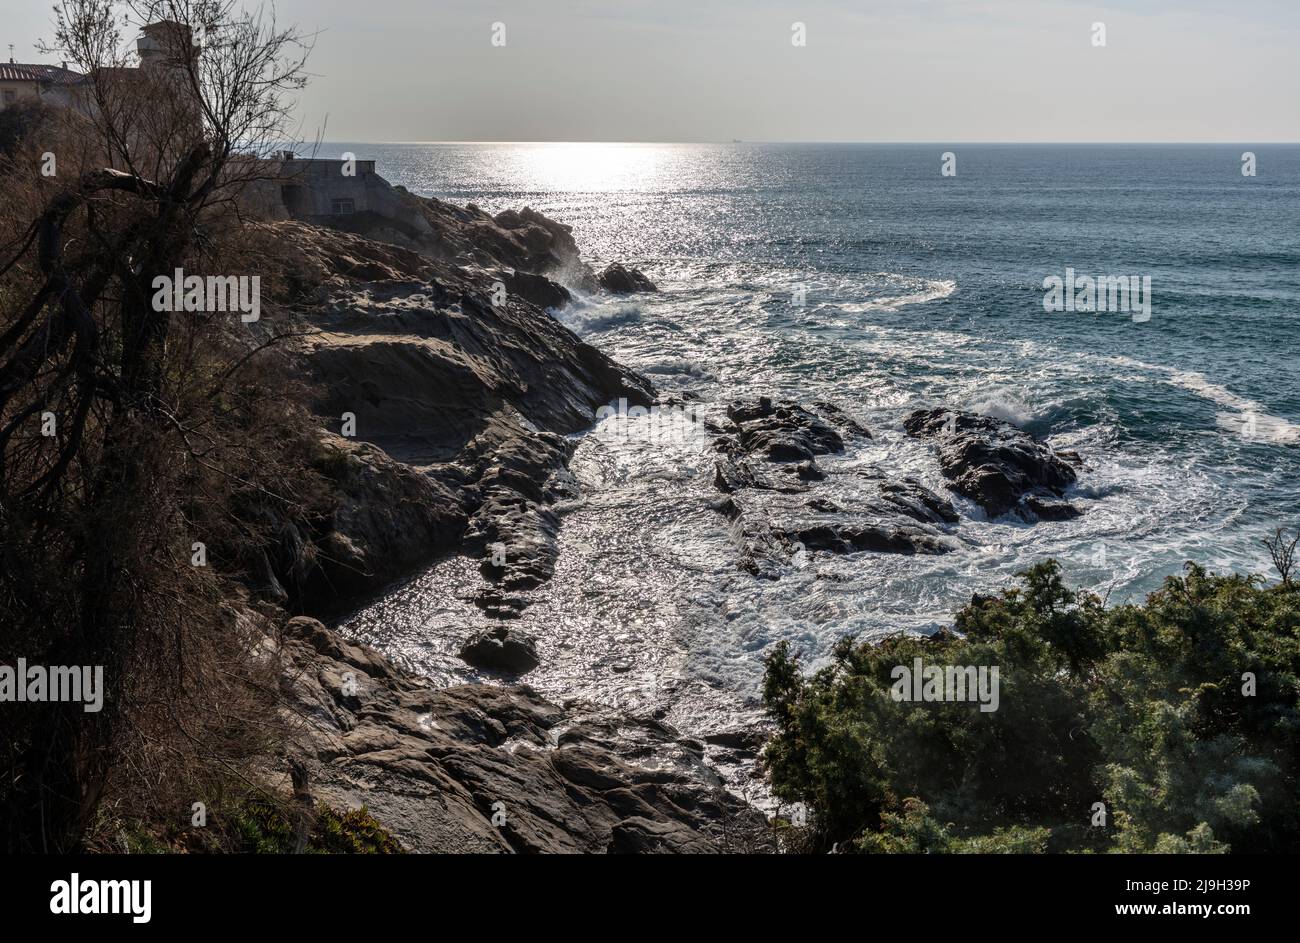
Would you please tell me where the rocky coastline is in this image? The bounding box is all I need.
[251,180,776,852]
[256,172,1090,853]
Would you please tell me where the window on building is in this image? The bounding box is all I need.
[330,198,356,215]
[2,91,16,104]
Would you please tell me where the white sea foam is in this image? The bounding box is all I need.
[554,296,644,334]
[342,262,1288,807]
[1106,356,1300,445]
[835,277,957,312]
[966,392,1039,427]
[336,144,1297,810]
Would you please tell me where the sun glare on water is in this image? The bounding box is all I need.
[510,142,675,192]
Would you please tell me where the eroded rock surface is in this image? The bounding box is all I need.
[279,617,772,854]
[903,408,1081,519]
[260,216,653,611]
[245,198,771,854]
[710,398,957,577]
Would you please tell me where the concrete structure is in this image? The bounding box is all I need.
[267,153,432,238]
[276,156,379,218]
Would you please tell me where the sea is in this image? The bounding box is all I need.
[320,142,1300,787]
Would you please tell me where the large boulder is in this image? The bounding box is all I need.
[458,626,541,675]
[903,408,1080,518]
[723,396,862,463]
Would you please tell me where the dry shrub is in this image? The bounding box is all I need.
[0,0,323,851]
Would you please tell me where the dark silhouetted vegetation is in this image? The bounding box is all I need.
[0,0,320,852]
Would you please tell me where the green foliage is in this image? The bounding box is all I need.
[856,799,1051,854]
[762,561,1300,853]
[84,790,404,854]
[227,797,404,854]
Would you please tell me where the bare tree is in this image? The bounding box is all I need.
[1263,528,1298,588]
[0,0,318,852]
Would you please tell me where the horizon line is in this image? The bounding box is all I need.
[314,139,1300,147]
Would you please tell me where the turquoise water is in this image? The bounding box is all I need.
[333,143,1299,757]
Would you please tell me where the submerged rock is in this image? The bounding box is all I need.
[1023,495,1083,521]
[904,407,1080,519]
[796,460,825,482]
[717,483,957,578]
[596,262,657,294]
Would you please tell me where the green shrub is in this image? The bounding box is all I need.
[762,561,1300,853]
[227,797,404,854]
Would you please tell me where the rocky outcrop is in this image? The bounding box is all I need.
[903,408,1081,519]
[303,434,468,601]
[723,396,858,463]
[596,262,656,294]
[710,398,957,577]
[279,617,772,854]
[261,218,654,610]
[361,189,620,292]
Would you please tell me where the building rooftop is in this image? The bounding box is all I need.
[0,63,86,85]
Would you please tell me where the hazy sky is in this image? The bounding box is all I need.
[8,0,1299,142]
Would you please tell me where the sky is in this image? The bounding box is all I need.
[7,0,1299,142]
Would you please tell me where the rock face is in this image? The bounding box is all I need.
[301,434,467,601]
[725,396,856,463]
[710,398,957,577]
[596,262,657,294]
[458,626,541,675]
[903,408,1081,519]
[279,617,772,854]
[262,216,654,610]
